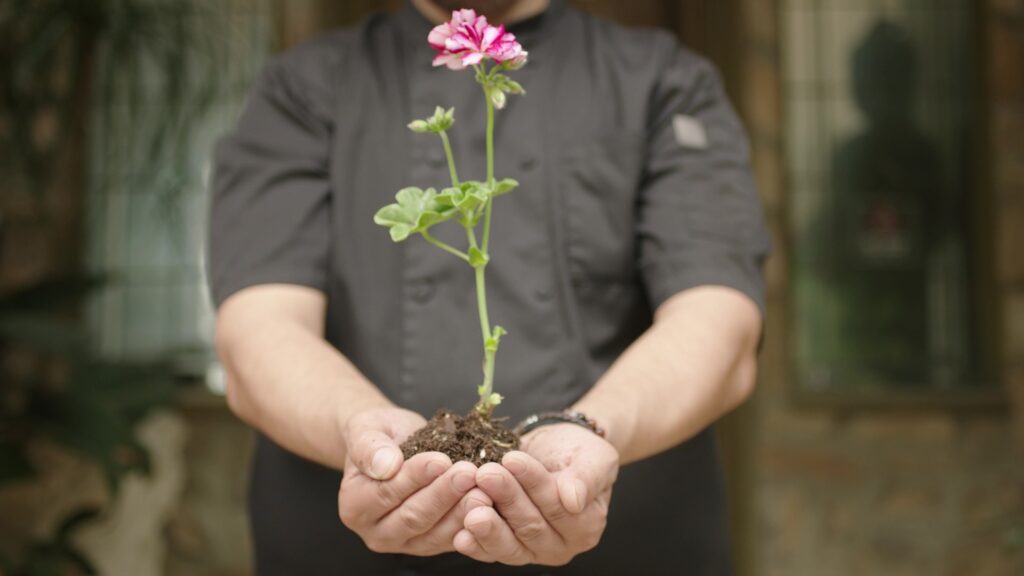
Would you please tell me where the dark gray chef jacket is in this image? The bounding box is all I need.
[208,1,770,574]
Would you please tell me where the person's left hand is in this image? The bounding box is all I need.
[452,423,619,566]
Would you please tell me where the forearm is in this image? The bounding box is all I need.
[215,285,392,469]
[572,286,762,464]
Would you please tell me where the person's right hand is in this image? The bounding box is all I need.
[338,406,491,555]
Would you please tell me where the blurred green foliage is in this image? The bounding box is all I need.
[0,0,224,202]
[0,275,177,575]
[1,0,224,573]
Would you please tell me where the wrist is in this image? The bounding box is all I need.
[570,398,634,456]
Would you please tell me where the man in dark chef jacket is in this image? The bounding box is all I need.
[207,0,770,574]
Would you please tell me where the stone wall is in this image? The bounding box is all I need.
[745,0,1024,574]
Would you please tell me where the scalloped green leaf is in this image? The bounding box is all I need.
[374,186,456,242]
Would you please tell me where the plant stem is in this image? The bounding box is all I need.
[472,64,501,412]
[482,88,495,254]
[485,90,494,185]
[463,224,495,404]
[439,130,459,186]
[475,265,496,405]
[421,231,469,262]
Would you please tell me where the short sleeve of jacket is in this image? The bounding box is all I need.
[207,44,336,309]
[637,40,772,315]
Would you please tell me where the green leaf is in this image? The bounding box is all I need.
[468,247,489,269]
[491,178,519,197]
[41,395,143,495]
[438,181,489,212]
[374,187,455,242]
[488,393,503,406]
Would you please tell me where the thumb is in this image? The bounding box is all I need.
[347,422,404,481]
[556,473,590,514]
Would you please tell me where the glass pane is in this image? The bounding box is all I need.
[84,0,271,366]
[782,0,985,392]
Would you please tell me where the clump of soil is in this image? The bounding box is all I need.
[401,409,520,466]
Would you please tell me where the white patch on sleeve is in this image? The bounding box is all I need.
[672,114,709,149]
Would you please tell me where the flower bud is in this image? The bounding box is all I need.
[490,89,507,110]
[407,119,430,133]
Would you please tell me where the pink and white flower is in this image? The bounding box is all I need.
[428,9,528,70]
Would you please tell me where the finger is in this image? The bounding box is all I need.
[453,529,495,563]
[347,426,405,480]
[570,487,613,551]
[377,461,477,538]
[476,462,563,550]
[340,452,451,525]
[463,506,533,566]
[501,452,572,525]
[406,488,492,555]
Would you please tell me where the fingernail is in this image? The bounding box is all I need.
[479,472,505,490]
[464,496,488,512]
[503,456,526,476]
[426,458,448,478]
[452,471,475,492]
[467,512,492,536]
[572,478,587,512]
[370,448,399,479]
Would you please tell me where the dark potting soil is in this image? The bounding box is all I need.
[400,409,520,466]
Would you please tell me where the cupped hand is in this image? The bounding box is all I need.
[454,422,620,566]
[338,407,492,555]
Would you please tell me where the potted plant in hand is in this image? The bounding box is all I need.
[373,9,528,467]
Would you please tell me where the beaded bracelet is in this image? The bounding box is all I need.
[514,410,606,438]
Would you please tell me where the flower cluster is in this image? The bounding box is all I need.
[428,8,527,70]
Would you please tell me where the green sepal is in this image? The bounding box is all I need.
[490,178,518,197]
[484,325,507,352]
[468,246,489,268]
[407,119,430,133]
[489,88,507,110]
[503,79,525,94]
[373,186,455,242]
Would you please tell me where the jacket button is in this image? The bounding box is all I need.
[411,279,435,303]
[534,286,554,302]
[428,154,446,169]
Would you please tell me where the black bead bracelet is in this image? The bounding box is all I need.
[514,410,606,438]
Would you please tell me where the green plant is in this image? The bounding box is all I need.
[373,9,527,415]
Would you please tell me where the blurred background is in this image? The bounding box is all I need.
[0,0,1021,574]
